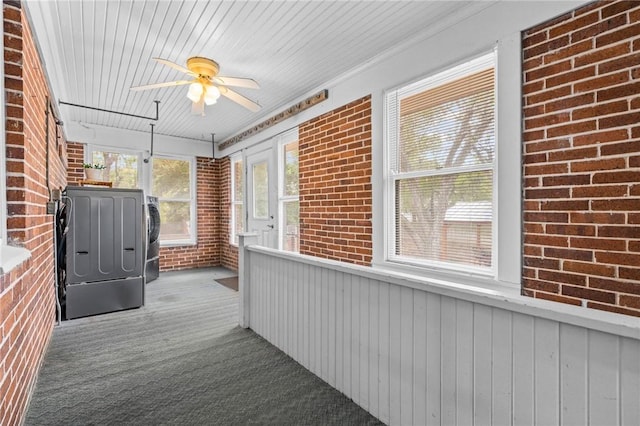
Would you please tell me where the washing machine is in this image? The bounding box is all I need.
[146,195,161,283]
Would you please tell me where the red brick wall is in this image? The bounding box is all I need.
[298,96,372,265]
[218,156,238,271]
[522,0,640,317]
[159,156,221,271]
[66,141,85,185]
[1,3,66,424]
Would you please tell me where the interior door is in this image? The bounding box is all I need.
[246,149,277,248]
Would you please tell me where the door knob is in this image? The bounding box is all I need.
[267,224,274,229]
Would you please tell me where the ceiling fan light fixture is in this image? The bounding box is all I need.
[187,82,203,102]
[204,85,221,105]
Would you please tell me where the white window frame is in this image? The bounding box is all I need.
[230,153,243,246]
[385,51,497,278]
[151,154,197,246]
[379,40,521,288]
[277,130,299,252]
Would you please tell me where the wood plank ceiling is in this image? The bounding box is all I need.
[25,1,484,143]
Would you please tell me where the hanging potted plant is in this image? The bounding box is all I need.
[83,163,106,181]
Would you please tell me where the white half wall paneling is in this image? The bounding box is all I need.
[239,244,640,426]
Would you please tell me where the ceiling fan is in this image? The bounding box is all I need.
[131,56,261,115]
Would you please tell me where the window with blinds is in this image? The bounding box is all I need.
[386,52,496,273]
[230,155,243,245]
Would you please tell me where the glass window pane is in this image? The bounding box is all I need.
[233,159,243,201]
[159,201,192,241]
[396,170,492,267]
[282,200,299,252]
[252,161,268,219]
[283,141,298,196]
[92,151,138,189]
[152,158,190,199]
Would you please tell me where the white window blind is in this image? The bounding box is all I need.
[387,52,496,273]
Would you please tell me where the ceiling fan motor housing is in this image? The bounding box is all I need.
[187,57,220,78]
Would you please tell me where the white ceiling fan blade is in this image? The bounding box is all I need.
[213,76,260,89]
[191,97,205,116]
[220,87,261,112]
[153,57,196,76]
[130,80,193,91]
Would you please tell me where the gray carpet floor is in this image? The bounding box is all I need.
[25,267,381,425]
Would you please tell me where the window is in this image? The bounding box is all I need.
[279,139,299,252]
[152,156,196,244]
[386,52,496,275]
[230,155,243,245]
[90,149,140,188]
[252,161,269,220]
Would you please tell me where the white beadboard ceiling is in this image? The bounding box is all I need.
[25,0,483,144]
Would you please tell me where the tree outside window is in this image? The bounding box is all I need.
[91,151,139,188]
[280,141,299,252]
[152,157,194,242]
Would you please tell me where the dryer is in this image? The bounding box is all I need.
[146,196,161,282]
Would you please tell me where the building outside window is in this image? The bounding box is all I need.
[279,139,299,252]
[386,51,496,275]
[152,156,196,244]
[230,155,243,245]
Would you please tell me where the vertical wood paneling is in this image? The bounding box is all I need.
[314,265,323,375]
[456,300,474,426]
[244,250,640,426]
[368,280,380,418]
[351,274,361,405]
[512,313,535,425]
[388,284,402,425]
[491,309,513,426]
[400,286,414,425]
[255,252,265,336]
[534,318,560,426]
[359,276,370,410]
[620,337,640,425]
[425,293,441,425]
[302,262,311,369]
[473,305,493,426]
[327,269,337,387]
[278,257,284,349]
[378,282,391,424]
[321,268,329,380]
[413,290,428,426]
[588,331,619,425]
[440,296,457,425]
[292,261,299,360]
[287,257,294,356]
[336,271,345,394]
[249,253,258,332]
[343,274,353,398]
[268,256,275,342]
[559,324,587,425]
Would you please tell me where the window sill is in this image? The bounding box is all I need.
[0,245,31,276]
[160,240,197,248]
[373,259,516,296]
